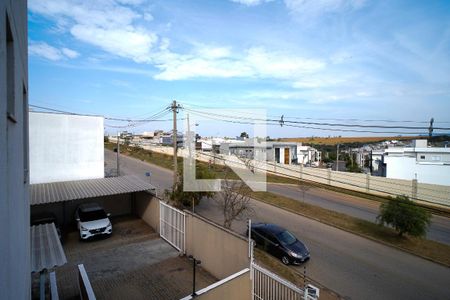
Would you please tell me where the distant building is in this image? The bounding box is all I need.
[29,111,104,184]
[220,140,299,165]
[297,144,322,166]
[0,1,30,298]
[371,149,386,176]
[160,132,184,147]
[383,139,450,186]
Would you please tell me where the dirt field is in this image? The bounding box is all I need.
[280,136,420,145]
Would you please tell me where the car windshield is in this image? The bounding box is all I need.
[277,230,297,246]
[79,209,107,222]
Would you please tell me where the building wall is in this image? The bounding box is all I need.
[384,155,450,186]
[194,270,251,300]
[0,0,30,298]
[135,191,160,232]
[185,212,250,279]
[29,112,104,184]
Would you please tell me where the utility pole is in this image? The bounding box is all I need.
[171,100,180,190]
[429,117,434,139]
[116,131,120,176]
[336,144,339,171]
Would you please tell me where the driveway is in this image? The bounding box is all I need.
[54,217,216,300]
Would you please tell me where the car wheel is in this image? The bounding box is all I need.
[281,256,290,265]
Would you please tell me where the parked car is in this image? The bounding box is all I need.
[75,203,112,240]
[31,212,62,241]
[247,223,310,265]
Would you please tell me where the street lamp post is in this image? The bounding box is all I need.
[188,255,201,297]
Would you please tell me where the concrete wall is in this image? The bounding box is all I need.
[384,155,450,186]
[193,269,251,300]
[0,1,30,299]
[135,191,160,232]
[185,212,250,279]
[269,162,450,207]
[29,111,104,184]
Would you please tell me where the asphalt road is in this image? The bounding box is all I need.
[105,150,450,299]
[267,184,450,245]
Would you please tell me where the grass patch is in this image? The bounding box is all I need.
[105,142,300,184]
[250,190,450,267]
[254,249,340,300]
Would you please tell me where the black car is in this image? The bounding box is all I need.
[248,223,310,265]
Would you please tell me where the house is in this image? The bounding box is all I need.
[0,1,30,298]
[297,144,322,166]
[383,139,450,186]
[220,140,299,165]
[159,132,184,147]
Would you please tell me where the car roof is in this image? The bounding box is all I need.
[252,223,285,235]
[78,202,104,212]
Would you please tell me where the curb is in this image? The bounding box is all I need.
[253,197,450,269]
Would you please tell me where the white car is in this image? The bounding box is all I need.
[75,203,112,240]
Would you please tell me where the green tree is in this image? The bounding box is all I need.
[377,196,431,237]
[165,165,216,209]
[240,132,249,138]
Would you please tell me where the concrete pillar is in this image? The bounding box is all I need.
[366,174,370,193]
[412,179,418,200]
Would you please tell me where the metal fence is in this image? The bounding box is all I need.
[159,201,185,253]
[251,263,318,300]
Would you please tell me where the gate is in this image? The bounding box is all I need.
[159,201,185,253]
[251,262,319,300]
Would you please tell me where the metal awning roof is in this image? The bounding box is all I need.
[31,223,67,273]
[30,175,156,205]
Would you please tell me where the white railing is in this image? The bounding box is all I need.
[251,263,318,300]
[159,201,186,253]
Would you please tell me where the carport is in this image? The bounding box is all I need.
[30,175,157,230]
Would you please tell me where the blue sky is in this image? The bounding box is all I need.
[28,0,450,138]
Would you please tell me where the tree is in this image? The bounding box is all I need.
[165,166,216,209]
[298,182,310,202]
[215,173,254,229]
[377,196,431,237]
[240,132,249,139]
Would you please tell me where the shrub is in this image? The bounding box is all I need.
[377,196,431,237]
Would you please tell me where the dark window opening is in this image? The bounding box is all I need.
[420,155,425,159]
[6,13,16,122]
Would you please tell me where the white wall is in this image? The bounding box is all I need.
[29,112,104,184]
[0,1,30,298]
[384,156,450,186]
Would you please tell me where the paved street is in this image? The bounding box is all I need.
[105,149,450,245]
[105,149,450,300]
[267,183,450,245]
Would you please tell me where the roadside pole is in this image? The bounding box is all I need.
[171,100,179,191]
[116,132,120,176]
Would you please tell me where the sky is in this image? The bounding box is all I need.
[28,0,450,138]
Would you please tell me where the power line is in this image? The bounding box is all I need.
[184,108,434,135]
[183,107,450,131]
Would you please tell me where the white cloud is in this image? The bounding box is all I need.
[29,0,157,63]
[153,46,325,81]
[284,0,366,20]
[230,0,273,6]
[29,42,79,61]
[61,47,80,58]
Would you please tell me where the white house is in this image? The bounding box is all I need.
[29,112,105,184]
[383,139,450,186]
[297,144,322,167]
